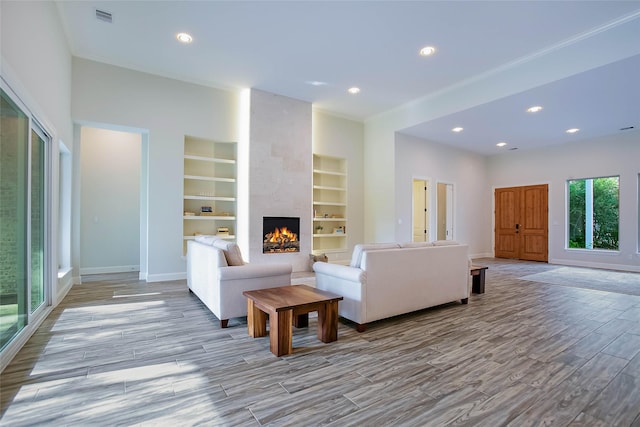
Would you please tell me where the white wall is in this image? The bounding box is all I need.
[312,110,365,262]
[0,0,73,371]
[395,134,492,259]
[1,1,72,302]
[72,58,239,281]
[487,131,640,272]
[79,127,141,274]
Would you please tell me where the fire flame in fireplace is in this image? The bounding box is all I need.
[264,227,299,253]
[265,227,298,243]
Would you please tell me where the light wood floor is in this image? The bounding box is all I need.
[2,259,640,426]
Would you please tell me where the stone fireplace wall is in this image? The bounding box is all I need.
[248,89,312,271]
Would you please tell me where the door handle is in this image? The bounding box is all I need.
[515,223,520,234]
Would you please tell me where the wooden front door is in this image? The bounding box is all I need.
[495,184,548,262]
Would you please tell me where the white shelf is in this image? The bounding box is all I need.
[313,185,346,191]
[184,235,235,240]
[184,175,236,183]
[183,136,237,255]
[183,215,236,220]
[184,154,236,164]
[312,154,347,256]
[184,195,236,201]
[313,201,346,207]
[313,168,346,177]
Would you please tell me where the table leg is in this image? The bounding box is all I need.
[293,313,309,328]
[270,309,293,356]
[317,301,339,343]
[247,299,267,337]
[472,270,486,294]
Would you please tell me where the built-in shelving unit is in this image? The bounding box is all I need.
[312,154,347,257]
[183,136,237,255]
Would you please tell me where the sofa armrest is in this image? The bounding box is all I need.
[313,262,366,325]
[313,262,364,283]
[218,263,292,280]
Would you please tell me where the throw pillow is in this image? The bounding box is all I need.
[213,239,245,266]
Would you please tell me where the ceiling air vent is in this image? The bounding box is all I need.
[95,9,113,23]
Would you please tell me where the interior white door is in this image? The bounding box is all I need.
[412,179,429,242]
[437,182,454,240]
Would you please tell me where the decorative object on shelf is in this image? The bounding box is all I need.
[200,206,214,216]
[333,226,344,234]
[184,211,196,216]
[309,253,328,269]
[315,225,324,233]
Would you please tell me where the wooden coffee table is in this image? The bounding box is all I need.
[243,285,343,356]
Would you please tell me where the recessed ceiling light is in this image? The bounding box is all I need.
[306,81,327,87]
[452,127,464,133]
[176,32,193,43]
[347,87,360,94]
[419,46,436,56]
[566,128,580,134]
[527,106,543,113]
[496,142,507,147]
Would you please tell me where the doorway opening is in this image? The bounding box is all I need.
[79,126,146,277]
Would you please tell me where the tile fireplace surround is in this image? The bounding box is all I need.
[247,89,312,271]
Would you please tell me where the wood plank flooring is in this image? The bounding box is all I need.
[1,259,640,426]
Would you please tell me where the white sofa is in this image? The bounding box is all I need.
[186,236,292,327]
[313,241,470,332]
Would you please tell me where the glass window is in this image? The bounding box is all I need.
[30,124,47,312]
[0,85,50,353]
[1,88,29,351]
[568,176,619,250]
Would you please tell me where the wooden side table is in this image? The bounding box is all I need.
[470,265,488,294]
[243,285,343,357]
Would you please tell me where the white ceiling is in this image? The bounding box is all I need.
[56,1,640,155]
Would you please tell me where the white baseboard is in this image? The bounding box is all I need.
[79,265,140,275]
[145,272,186,283]
[550,258,640,273]
[56,271,74,306]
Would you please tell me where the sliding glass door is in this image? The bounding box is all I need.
[0,85,49,352]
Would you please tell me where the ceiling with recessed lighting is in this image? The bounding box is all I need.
[55,1,640,155]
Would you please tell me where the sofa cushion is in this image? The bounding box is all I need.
[432,240,460,246]
[350,243,400,268]
[213,240,245,266]
[194,235,219,246]
[399,242,432,248]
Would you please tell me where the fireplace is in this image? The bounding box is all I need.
[263,216,300,253]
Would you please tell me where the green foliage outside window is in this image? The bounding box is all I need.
[568,176,619,250]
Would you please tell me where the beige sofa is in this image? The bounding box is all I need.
[187,236,292,327]
[313,241,470,332]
